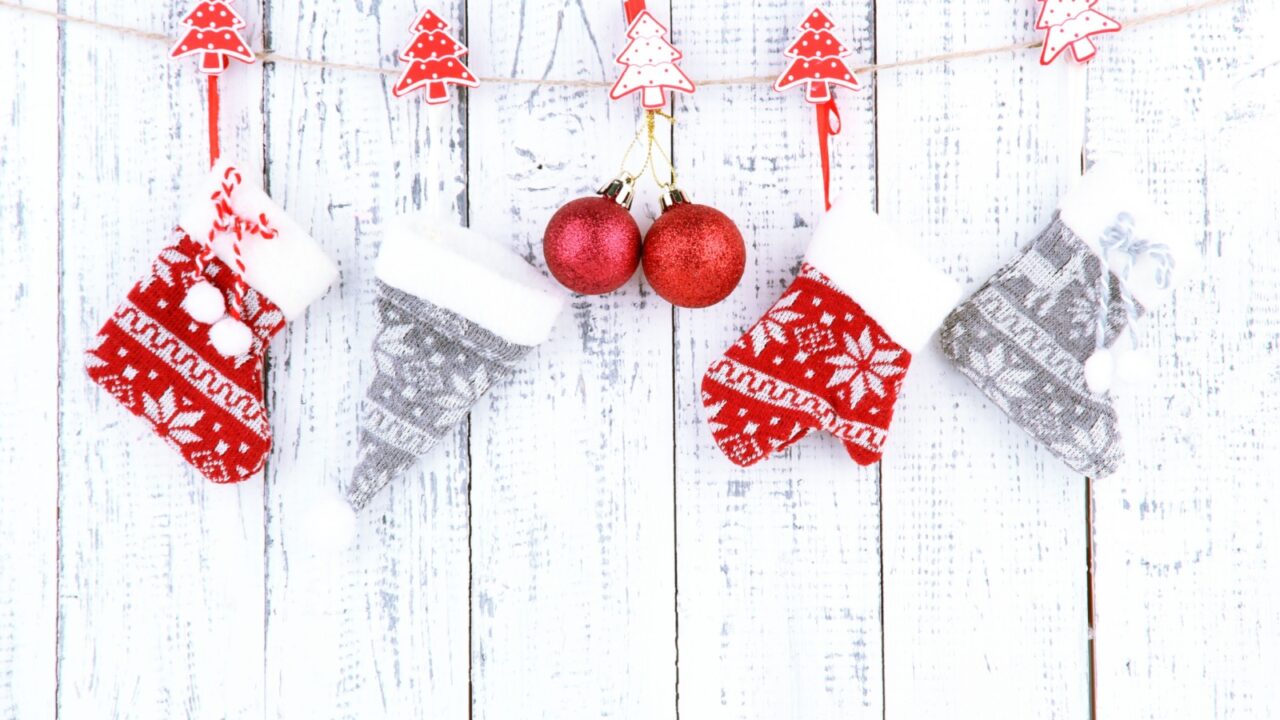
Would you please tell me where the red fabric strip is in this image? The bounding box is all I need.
[207,75,221,168]
[623,0,646,24]
[816,98,841,212]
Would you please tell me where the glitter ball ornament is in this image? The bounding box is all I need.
[642,190,746,308]
[543,178,643,295]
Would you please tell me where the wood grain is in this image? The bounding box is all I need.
[876,2,1092,717]
[465,1,677,717]
[672,2,884,718]
[0,1,57,718]
[261,1,471,717]
[1086,1,1280,716]
[56,2,267,717]
[670,1,890,712]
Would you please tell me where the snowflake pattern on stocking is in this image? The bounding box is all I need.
[85,234,285,484]
[702,263,913,467]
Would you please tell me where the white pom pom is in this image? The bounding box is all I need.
[300,494,359,553]
[1084,349,1115,394]
[182,281,226,324]
[1115,345,1154,384]
[208,317,254,357]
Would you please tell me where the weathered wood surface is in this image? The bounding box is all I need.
[0,0,1275,717]
[876,3,1092,717]
[674,2,883,718]
[0,2,57,719]
[260,1,472,718]
[466,1,676,716]
[1086,1,1280,717]
[54,2,267,718]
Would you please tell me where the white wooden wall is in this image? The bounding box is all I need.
[2,0,1278,718]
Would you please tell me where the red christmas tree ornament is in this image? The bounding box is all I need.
[609,9,696,110]
[393,8,479,103]
[642,190,746,309]
[170,0,255,75]
[1036,0,1122,65]
[543,178,643,295]
[774,8,858,103]
[775,8,859,213]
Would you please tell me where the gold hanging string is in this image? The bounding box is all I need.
[614,110,678,191]
[0,0,1235,85]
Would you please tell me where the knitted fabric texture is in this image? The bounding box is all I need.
[702,263,912,467]
[85,232,286,483]
[939,215,1135,477]
[348,280,533,511]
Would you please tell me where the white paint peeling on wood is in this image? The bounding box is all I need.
[1087,1,1280,717]
[55,2,267,718]
[465,1,677,717]
[672,2,884,718]
[4,0,1279,718]
[260,1,472,718]
[876,2,1092,717]
[0,1,58,718]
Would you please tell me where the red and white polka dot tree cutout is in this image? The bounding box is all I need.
[609,9,696,110]
[774,8,859,103]
[1036,0,1122,65]
[170,0,255,75]
[392,8,478,104]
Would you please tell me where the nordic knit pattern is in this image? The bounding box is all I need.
[348,280,533,511]
[85,232,286,483]
[702,263,912,467]
[938,215,1134,477]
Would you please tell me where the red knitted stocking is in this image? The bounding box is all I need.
[702,264,911,467]
[85,234,286,483]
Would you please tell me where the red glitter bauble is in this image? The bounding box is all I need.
[642,203,746,308]
[543,197,642,295]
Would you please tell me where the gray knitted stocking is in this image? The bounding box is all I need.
[348,280,532,510]
[939,216,1134,477]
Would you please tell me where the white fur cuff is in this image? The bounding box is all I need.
[806,202,962,353]
[1058,163,1188,309]
[376,215,568,347]
[179,161,339,320]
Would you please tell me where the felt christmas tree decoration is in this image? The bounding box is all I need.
[609,9,695,110]
[939,164,1183,477]
[392,8,479,103]
[170,0,256,75]
[85,161,339,484]
[701,202,962,467]
[343,215,568,514]
[1035,0,1123,65]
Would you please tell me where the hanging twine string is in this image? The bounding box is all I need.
[0,0,1233,85]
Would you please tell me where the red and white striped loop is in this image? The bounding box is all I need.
[192,166,279,321]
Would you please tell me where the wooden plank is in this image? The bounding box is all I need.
[1086,1,1280,716]
[56,2,267,717]
[875,3,1092,717]
[260,1,471,717]
[464,1,677,717]
[671,2,884,718]
[0,1,58,718]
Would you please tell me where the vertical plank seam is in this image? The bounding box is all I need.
[462,3,475,718]
[1086,476,1098,720]
[54,0,67,717]
[669,3,681,718]
[1079,72,1096,720]
[260,4,276,718]
[870,1,887,718]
